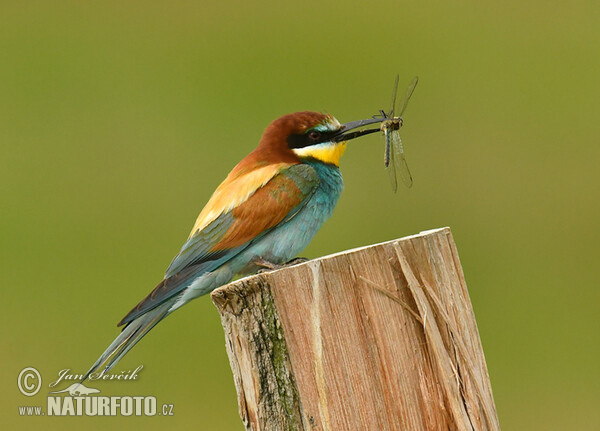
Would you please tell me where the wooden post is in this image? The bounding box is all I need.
[211,227,500,431]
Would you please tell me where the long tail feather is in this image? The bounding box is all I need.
[80,302,172,383]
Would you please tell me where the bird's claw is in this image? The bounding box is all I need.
[253,257,310,274]
[253,257,279,271]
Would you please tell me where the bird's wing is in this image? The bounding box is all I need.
[117,163,320,327]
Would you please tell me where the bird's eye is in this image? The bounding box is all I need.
[309,131,321,141]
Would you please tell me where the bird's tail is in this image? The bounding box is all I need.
[80,302,171,383]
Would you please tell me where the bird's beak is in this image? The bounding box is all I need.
[332,117,384,142]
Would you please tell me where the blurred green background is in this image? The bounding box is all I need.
[2,1,599,429]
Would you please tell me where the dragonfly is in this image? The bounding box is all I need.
[380,75,418,192]
[334,75,418,192]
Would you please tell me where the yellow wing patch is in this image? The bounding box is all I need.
[189,162,293,238]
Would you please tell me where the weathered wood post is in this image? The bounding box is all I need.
[211,227,500,430]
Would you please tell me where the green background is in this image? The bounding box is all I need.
[2,1,598,430]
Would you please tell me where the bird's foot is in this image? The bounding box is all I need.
[253,257,310,274]
[253,257,279,271]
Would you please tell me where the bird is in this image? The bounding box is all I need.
[82,111,383,381]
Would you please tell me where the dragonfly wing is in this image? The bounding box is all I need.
[383,75,418,192]
[398,76,419,117]
[392,133,413,188]
[389,74,400,117]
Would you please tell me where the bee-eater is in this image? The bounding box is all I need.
[82,111,383,380]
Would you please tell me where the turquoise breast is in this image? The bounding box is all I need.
[231,160,343,275]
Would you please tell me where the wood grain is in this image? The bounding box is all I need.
[211,227,499,431]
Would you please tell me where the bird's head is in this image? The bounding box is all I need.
[258,111,382,167]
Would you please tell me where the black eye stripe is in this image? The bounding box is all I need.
[287,130,338,149]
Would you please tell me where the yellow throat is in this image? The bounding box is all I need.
[292,142,347,166]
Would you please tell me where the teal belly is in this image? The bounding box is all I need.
[178,162,344,298]
[232,161,344,275]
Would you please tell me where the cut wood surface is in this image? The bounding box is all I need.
[211,227,499,431]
